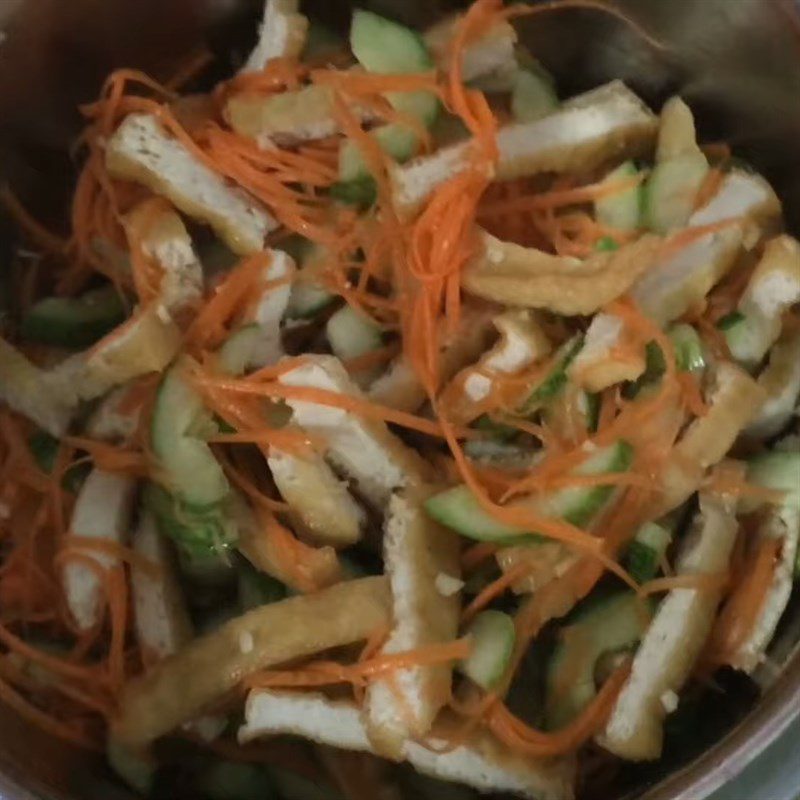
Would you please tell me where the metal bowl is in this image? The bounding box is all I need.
[0,1,799,798]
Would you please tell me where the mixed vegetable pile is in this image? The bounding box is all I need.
[0,0,799,798]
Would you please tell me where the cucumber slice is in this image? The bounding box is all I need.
[21,286,126,349]
[329,176,378,208]
[107,739,156,795]
[201,760,277,800]
[286,244,335,318]
[350,9,431,74]
[545,592,651,729]
[511,66,558,123]
[595,161,642,232]
[144,483,237,559]
[519,335,583,414]
[624,521,673,583]
[426,440,632,542]
[719,311,770,368]
[326,305,383,361]
[151,361,229,509]
[668,323,706,372]
[473,414,519,443]
[218,324,262,376]
[644,151,709,234]
[745,451,800,511]
[341,10,438,183]
[458,610,515,690]
[595,236,620,252]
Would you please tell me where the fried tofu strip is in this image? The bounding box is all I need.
[113,575,391,749]
[462,230,663,316]
[106,113,276,254]
[391,81,657,219]
[240,691,576,800]
[241,0,308,73]
[278,355,431,508]
[364,489,461,758]
[598,480,742,760]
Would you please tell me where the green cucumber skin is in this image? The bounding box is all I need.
[545,592,651,729]
[595,161,642,232]
[519,335,584,414]
[21,286,126,349]
[425,441,632,542]
[459,610,516,690]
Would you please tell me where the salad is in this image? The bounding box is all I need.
[0,0,799,798]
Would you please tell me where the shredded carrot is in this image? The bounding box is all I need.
[637,571,729,598]
[244,638,472,691]
[705,537,781,666]
[487,663,631,757]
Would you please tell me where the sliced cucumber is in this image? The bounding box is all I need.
[238,563,286,611]
[719,311,770,368]
[518,335,583,414]
[536,440,633,528]
[21,286,126,349]
[668,323,706,373]
[218,324,262,376]
[473,414,519,443]
[350,9,431,75]
[595,236,620,252]
[425,485,537,544]
[326,305,383,361]
[329,176,378,208]
[107,738,156,795]
[151,360,229,509]
[339,10,438,184]
[426,440,632,543]
[285,245,335,319]
[545,592,651,729]
[511,65,558,123]
[338,124,419,183]
[201,760,277,800]
[745,451,800,511]
[144,483,237,560]
[644,151,709,234]
[624,521,673,583]
[595,161,642,232]
[458,610,515,690]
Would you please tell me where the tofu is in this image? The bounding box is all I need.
[655,362,766,516]
[278,355,431,508]
[85,384,142,443]
[570,314,645,393]
[745,329,800,441]
[463,229,662,315]
[423,14,517,82]
[244,249,295,367]
[633,170,781,326]
[574,170,781,391]
[463,310,552,404]
[47,305,182,404]
[598,483,741,760]
[364,490,461,758]
[391,81,658,218]
[368,305,495,413]
[731,500,800,674]
[0,337,74,436]
[131,511,193,664]
[240,691,576,800]
[226,84,377,148]
[106,113,276,254]
[63,469,137,632]
[241,0,308,73]
[124,198,204,319]
[113,575,391,749]
[268,447,365,548]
